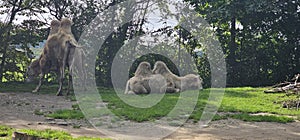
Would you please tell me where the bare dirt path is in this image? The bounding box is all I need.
[0,92,104,138]
[1,92,300,140]
[165,119,300,140]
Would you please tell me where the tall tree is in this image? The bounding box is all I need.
[185,0,300,86]
[0,0,41,82]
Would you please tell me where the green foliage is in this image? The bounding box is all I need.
[0,0,299,88]
[129,54,180,77]
[0,19,46,82]
[186,0,300,86]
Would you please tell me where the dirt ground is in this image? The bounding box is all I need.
[1,92,300,140]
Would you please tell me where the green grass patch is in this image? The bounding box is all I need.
[0,82,59,94]
[213,113,294,123]
[20,129,107,140]
[95,88,204,122]
[219,87,300,115]
[230,113,294,123]
[0,82,73,95]
[98,87,300,122]
[0,125,107,140]
[1,83,299,123]
[40,86,300,122]
[0,125,14,139]
[46,109,84,119]
[101,93,180,122]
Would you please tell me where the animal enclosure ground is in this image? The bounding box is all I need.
[0,83,300,139]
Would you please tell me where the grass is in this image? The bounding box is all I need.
[219,87,300,115]
[0,125,107,140]
[0,125,13,138]
[95,87,300,123]
[0,82,73,95]
[230,113,294,123]
[0,82,53,94]
[46,109,84,120]
[100,92,181,122]
[46,102,84,119]
[213,113,294,123]
[1,83,300,123]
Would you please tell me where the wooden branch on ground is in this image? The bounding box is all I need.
[271,82,291,88]
[264,74,300,94]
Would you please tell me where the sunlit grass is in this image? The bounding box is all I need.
[1,83,299,123]
[20,129,108,140]
[220,87,300,115]
[98,87,300,123]
[0,125,107,140]
[0,125,13,139]
[213,113,294,123]
[46,109,85,120]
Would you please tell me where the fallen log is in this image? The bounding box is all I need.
[264,74,300,94]
[264,83,300,93]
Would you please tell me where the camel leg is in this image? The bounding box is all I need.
[58,44,72,96]
[82,66,87,91]
[133,84,148,94]
[32,73,44,93]
[33,58,47,93]
[67,53,74,95]
[80,52,87,91]
[66,69,72,95]
[56,66,64,96]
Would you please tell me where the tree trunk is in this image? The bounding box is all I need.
[230,16,236,57]
[0,0,21,83]
[228,15,237,85]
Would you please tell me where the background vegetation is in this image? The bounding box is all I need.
[0,0,299,87]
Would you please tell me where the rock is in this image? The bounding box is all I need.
[57,122,68,126]
[45,117,55,121]
[48,121,57,125]
[12,131,40,140]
